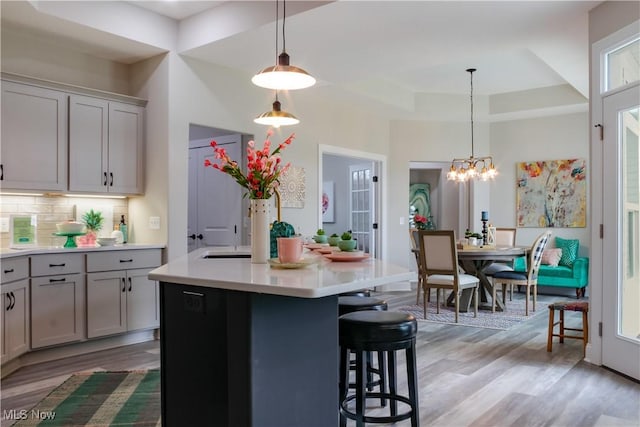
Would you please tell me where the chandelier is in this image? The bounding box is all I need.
[251,0,316,91]
[447,68,498,182]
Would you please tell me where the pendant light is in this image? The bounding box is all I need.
[251,0,315,91]
[254,91,299,127]
[447,68,498,182]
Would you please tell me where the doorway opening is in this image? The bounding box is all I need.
[188,124,252,252]
[319,145,385,259]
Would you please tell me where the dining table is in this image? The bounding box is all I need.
[455,245,528,311]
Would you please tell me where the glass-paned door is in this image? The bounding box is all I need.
[349,164,373,254]
[602,83,640,380]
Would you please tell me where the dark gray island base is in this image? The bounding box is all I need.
[160,282,339,427]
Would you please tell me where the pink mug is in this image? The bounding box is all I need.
[277,236,303,263]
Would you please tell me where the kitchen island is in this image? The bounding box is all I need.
[148,248,413,427]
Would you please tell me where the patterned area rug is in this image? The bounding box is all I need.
[399,294,555,330]
[14,370,160,426]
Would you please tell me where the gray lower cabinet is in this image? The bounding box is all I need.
[86,250,161,339]
[1,257,30,364]
[30,254,85,349]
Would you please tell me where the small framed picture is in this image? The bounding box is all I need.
[10,215,37,248]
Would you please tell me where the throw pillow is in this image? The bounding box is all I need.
[541,248,562,267]
[555,237,579,267]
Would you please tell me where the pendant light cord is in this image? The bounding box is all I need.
[282,0,287,52]
[468,68,475,158]
[274,0,279,63]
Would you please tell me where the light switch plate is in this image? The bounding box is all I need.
[0,217,9,233]
[149,216,160,230]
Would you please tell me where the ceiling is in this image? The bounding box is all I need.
[1,1,602,117]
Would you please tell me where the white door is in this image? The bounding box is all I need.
[602,83,640,380]
[188,142,242,250]
[348,162,379,256]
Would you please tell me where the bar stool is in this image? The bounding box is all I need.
[339,311,419,427]
[338,296,388,404]
[547,301,589,357]
[340,289,372,297]
[338,296,386,316]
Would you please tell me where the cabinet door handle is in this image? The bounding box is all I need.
[49,278,66,283]
[104,171,108,186]
[49,263,66,267]
[4,268,14,274]
[122,277,126,292]
[197,234,203,240]
[128,277,132,292]
[110,172,114,186]
[119,259,133,263]
[188,234,196,240]
[1,164,3,181]
[9,292,15,310]
[5,293,11,311]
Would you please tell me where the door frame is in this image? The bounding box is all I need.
[318,144,386,259]
[589,19,640,367]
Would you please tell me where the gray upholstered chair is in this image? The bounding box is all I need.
[417,230,479,322]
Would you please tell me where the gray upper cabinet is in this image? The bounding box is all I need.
[1,73,146,195]
[69,96,144,194]
[1,80,68,191]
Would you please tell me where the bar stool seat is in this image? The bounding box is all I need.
[338,296,387,316]
[339,311,419,427]
[340,289,372,297]
[547,301,589,357]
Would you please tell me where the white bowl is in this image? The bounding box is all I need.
[56,221,86,234]
[97,237,117,246]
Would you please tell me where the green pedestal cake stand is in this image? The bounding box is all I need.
[54,232,86,248]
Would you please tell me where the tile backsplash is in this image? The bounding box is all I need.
[0,195,128,249]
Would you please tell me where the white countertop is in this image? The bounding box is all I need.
[149,247,413,298]
[0,243,165,259]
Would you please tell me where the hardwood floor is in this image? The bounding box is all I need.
[1,290,638,427]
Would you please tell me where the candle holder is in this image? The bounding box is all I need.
[481,219,488,245]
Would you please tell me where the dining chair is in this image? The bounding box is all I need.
[492,231,551,315]
[417,230,479,322]
[409,228,424,304]
[484,227,518,300]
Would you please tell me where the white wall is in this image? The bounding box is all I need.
[490,112,590,255]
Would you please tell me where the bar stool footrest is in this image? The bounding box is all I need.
[340,392,413,424]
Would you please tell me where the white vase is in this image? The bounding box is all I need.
[250,199,271,263]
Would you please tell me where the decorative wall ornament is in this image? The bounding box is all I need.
[516,159,586,228]
[279,165,306,208]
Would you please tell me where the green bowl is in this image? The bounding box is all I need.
[313,235,328,244]
[338,240,357,251]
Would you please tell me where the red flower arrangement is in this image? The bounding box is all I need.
[414,214,427,225]
[205,131,294,199]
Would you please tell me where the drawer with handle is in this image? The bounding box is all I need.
[86,249,161,272]
[1,257,29,283]
[31,253,84,277]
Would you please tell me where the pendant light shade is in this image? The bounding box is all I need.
[254,98,299,128]
[252,52,316,90]
[252,0,315,91]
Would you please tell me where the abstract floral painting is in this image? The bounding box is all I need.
[409,183,432,227]
[516,159,586,227]
[322,181,335,223]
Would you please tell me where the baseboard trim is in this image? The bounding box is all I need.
[1,330,157,378]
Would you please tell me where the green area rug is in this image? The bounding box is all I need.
[14,370,160,426]
[399,294,557,330]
